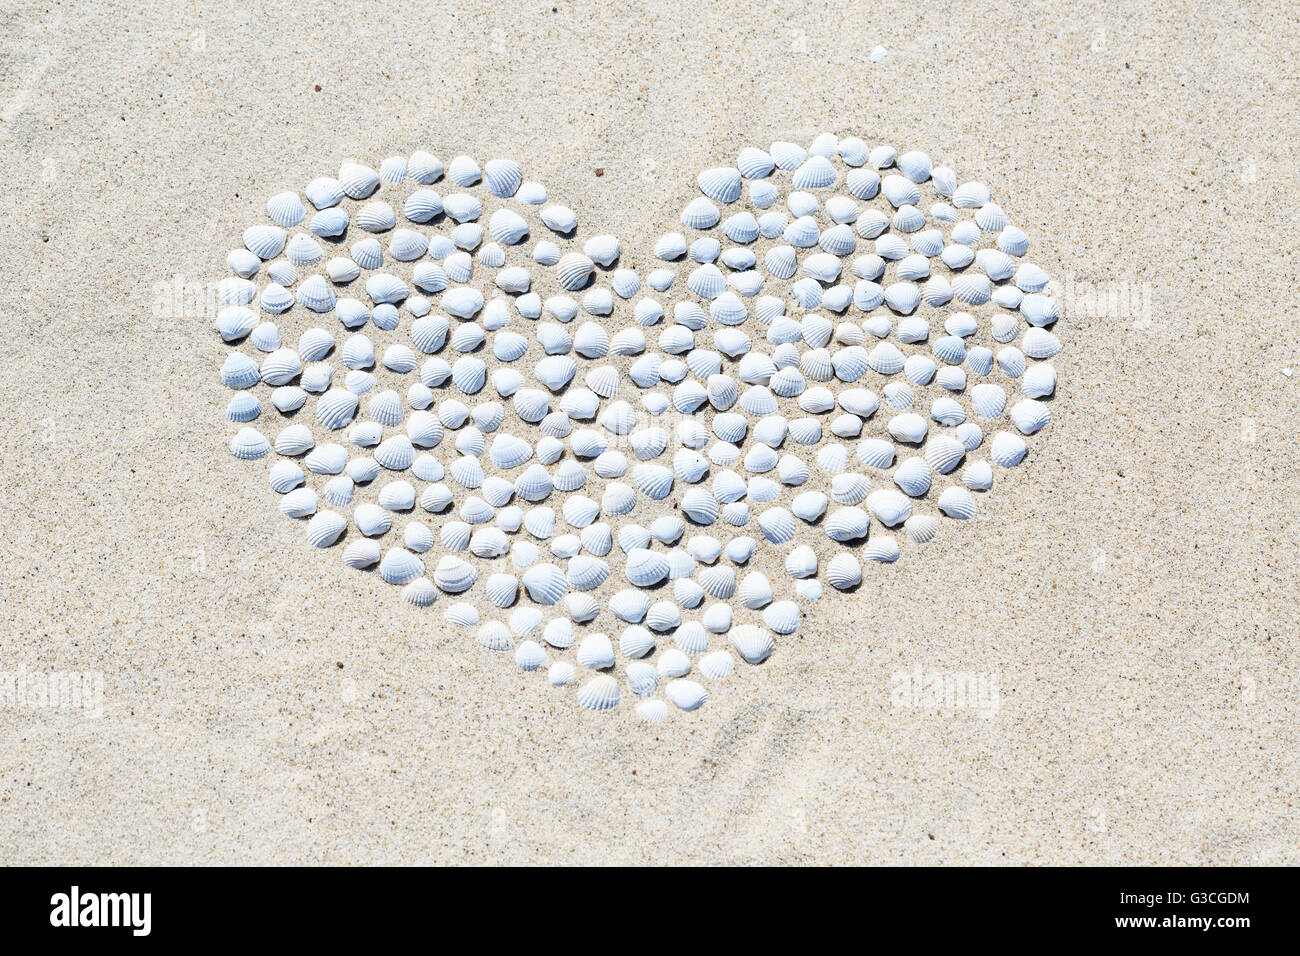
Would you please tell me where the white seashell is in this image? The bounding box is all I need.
[400,520,435,553]
[792,155,836,189]
[623,548,670,588]
[543,661,574,687]
[956,422,984,451]
[566,554,610,591]
[548,253,594,295]
[429,553,479,595]
[377,547,423,586]
[826,552,863,590]
[304,177,344,211]
[864,536,900,563]
[439,154,478,188]
[311,389,356,431]
[924,435,967,475]
[1014,261,1050,292]
[721,536,755,565]
[514,639,547,671]
[1009,399,1051,435]
[641,599,681,634]
[717,627,772,670]
[971,383,1008,419]
[679,486,720,525]
[223,390,258,424]
[867,485,913,528]
[304,509,346,548]
[660,679,705,712]
[762,601,800,635]
[997,347,1027,379]
[729,145,774,181]
[581,234,620,269]
[967,343,993,374]
[597,483,634,517]
[468,570,512,609]
[351,501,391,536]
[322,476,354,506]
[511,562,564,608]
[510,603,545,635]
[963,461,994,490]
[472,156,520,198]
[576,675,620,711]
[822,505,869,542]
[986,430,1028,468]
[952,180,990,209]
[467,524,509,557]
[830,471,871,504]
[884,282,921,314]
[756,507,794,543]
[397,576,436,607]
[879,174,921,208]
[901,514,936,544]
[886,412,928,445]
[443,602,480,629]
[680,196,721,230]
[852,439,893,471]
[569,633,616,673]
[893,456,932,497]
[268,461,306,495]
[762,140,803,171]
[303,442,347,475]
[784,545,818,579]
[782,215,819,249]
[893,206,927,235]
[937,486,976,520]
[730,571,769,611]
[278,486,318,518]
[1023,363,1056,398]
[607,591,652,631]
[697,166,743,203]
[896,149,932,183]
[1022,325,1062,359]
[342,539,381,570]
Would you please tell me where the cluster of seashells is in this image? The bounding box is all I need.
[219,135,1059,722]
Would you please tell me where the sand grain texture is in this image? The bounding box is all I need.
[0,0,1296,864]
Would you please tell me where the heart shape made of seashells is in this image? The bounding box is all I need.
[220,137,1060,724]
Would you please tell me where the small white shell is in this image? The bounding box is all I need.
[665,679,707,712]
[864,536,901,563]
[938,486,977,519]
[826,553,862,590]
[762,601,800,635]
[342,539,381,569]
[576,633,616,671]
[515,640,548,671]
[905,514,939,543]
[444,602,480,628]
[433,555,478,593]
[866,488,912,527]
[728,625,774,665]
[681,196,721,230]
[698,651,733,681]
[305,510,346,547]
[577,675,620,711]
[541,615,576,648]
[548,661,574,686]
[1010,399,1051,435]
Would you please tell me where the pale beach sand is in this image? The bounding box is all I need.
[0,0,1296,864]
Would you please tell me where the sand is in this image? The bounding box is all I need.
[1,0,1296,864]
